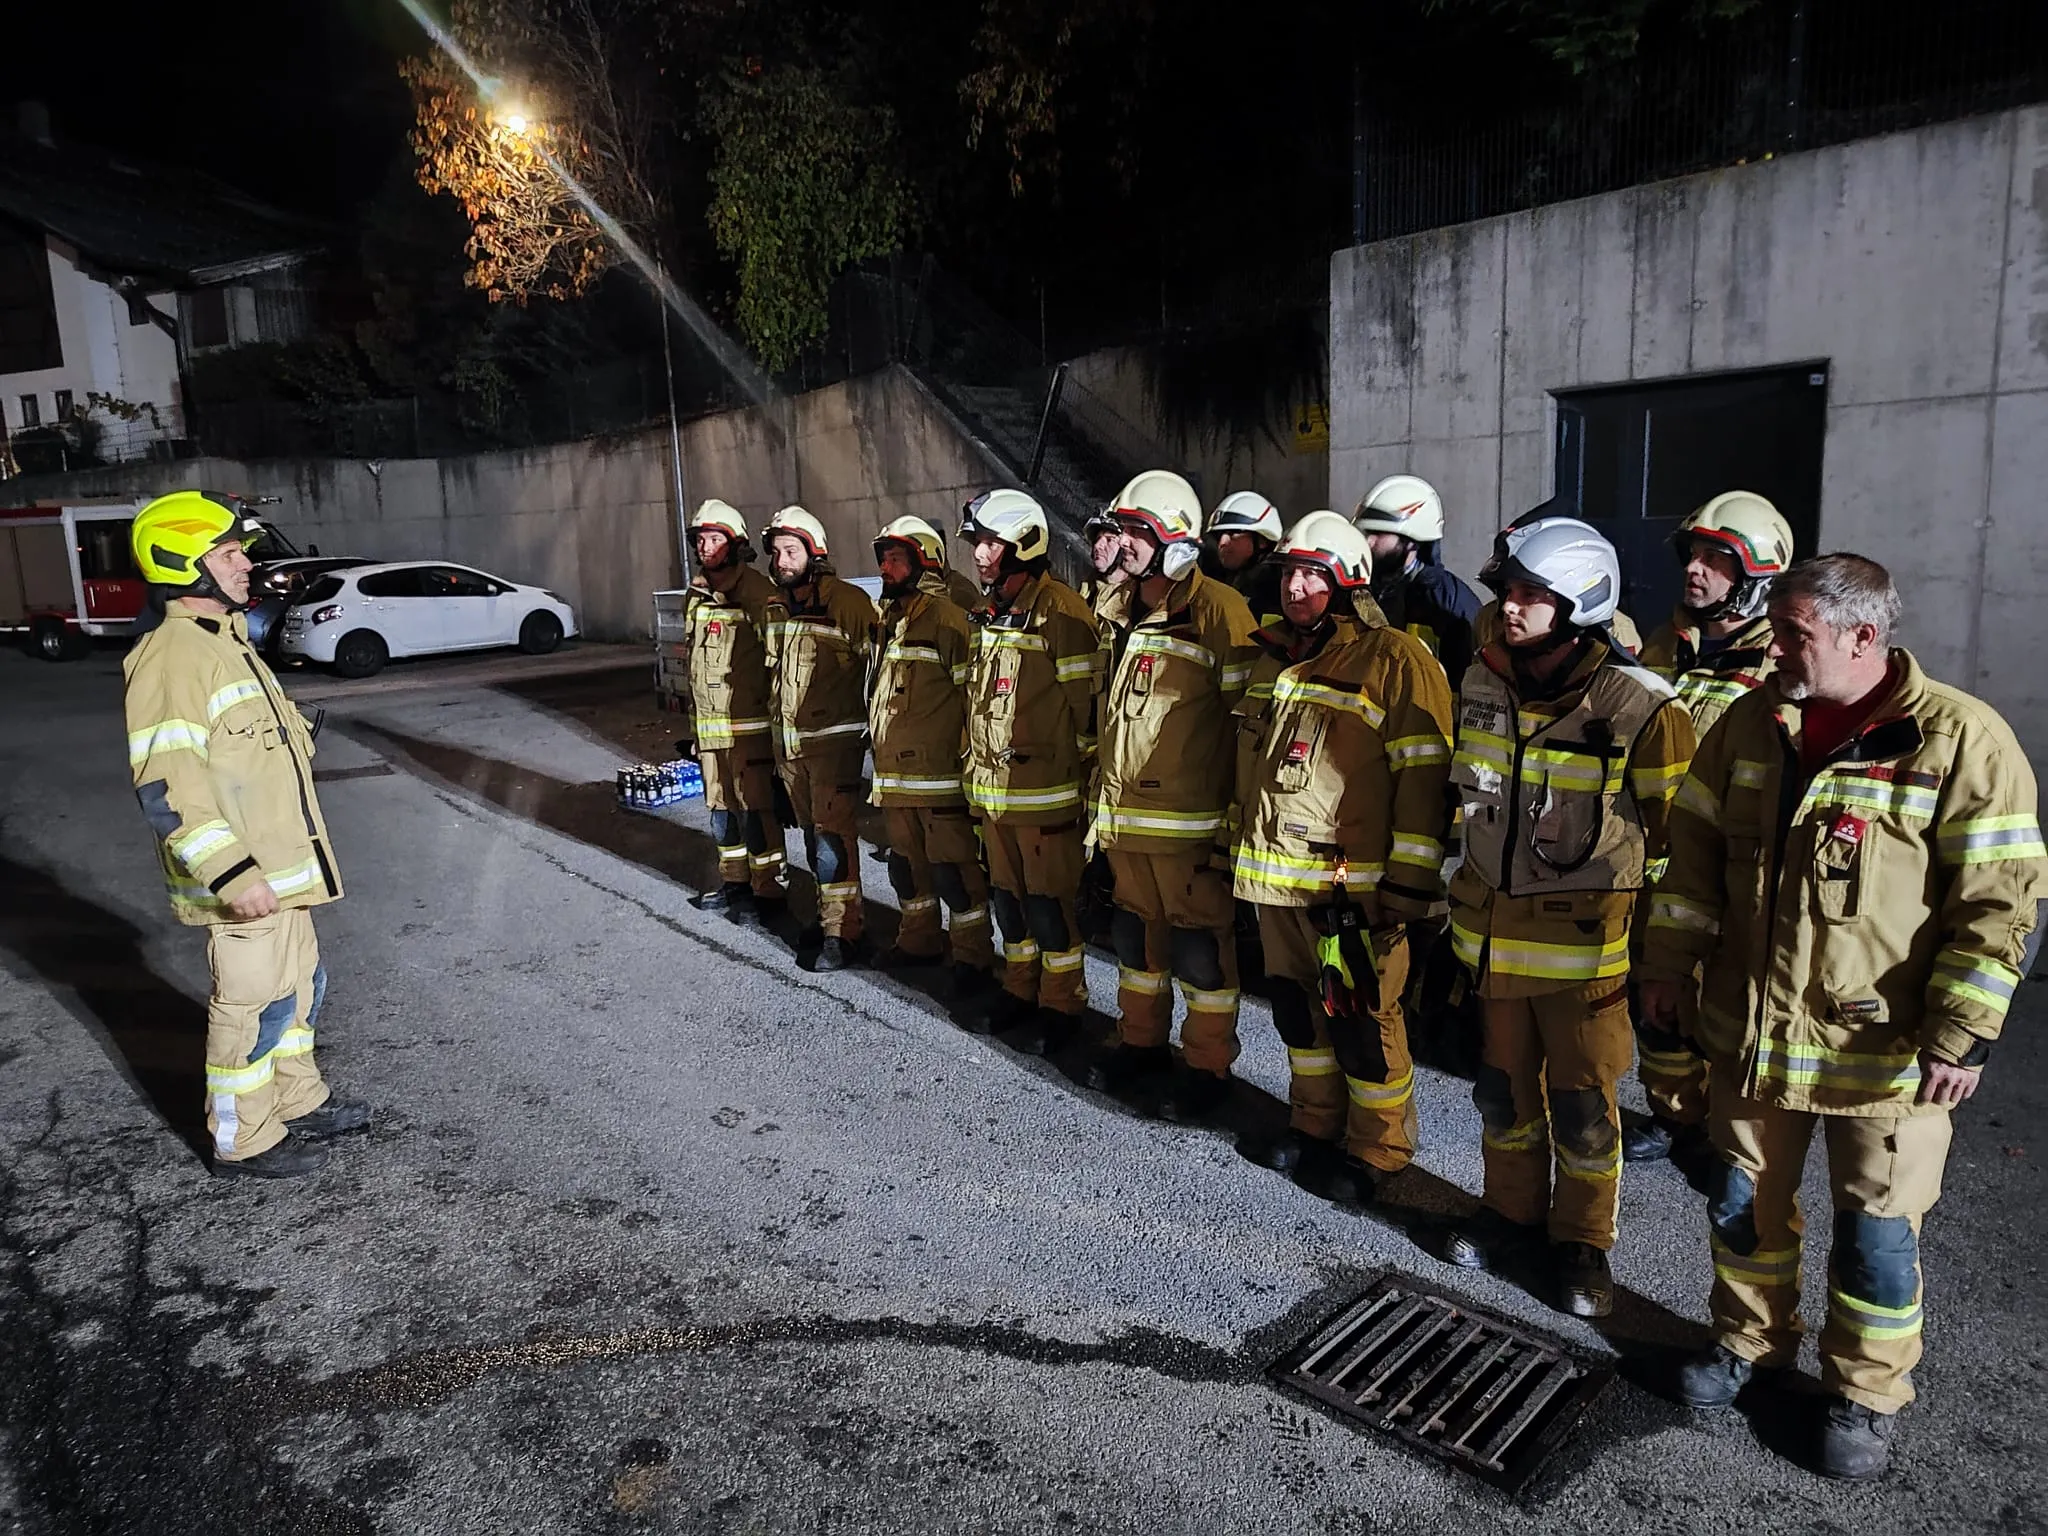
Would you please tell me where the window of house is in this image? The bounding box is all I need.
[0,224,62,373]
[52,389,72,419]
[18,394,39,429]
[185,288,230,350]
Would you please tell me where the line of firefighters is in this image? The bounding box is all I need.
[675,469,2043,1481]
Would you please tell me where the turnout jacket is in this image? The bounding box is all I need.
[1230,610,1455,918]
[1639,652,2045,1115]
[869,573,973,806]
[1448,636,1696,996]
[1639,610,1778,737]
[684,565,786,752]
[1096,568,1261,853]
[768,572,878,762]
[1372,554,1483,692]
[963,571,1102,825]
[123,604,341,925]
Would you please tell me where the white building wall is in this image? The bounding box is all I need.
[1330,104,2048,760]
[0,237,182,435]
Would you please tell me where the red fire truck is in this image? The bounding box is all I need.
[0,503,148,660]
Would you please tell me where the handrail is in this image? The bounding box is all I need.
[1026,363,1068,486]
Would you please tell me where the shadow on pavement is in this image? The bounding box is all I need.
[356,718,1711,1375]
[0,848,208,1157]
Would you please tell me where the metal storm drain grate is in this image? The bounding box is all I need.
[1269,1274,1612,1494]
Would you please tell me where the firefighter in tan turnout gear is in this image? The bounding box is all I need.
[1640,553,2045,1480]
[683,499,790,919]
[763,506,879,971]
[122,491,370,1177]
[958,489,1104,1055]
[1442,513,1696,1318]
[1086,470,1262,1121]
[1625,491,1795,1167]
[1232,512,1455,1203]
[867,515,995,988]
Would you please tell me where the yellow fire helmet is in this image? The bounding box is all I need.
[874,514,944,569]
[130,490,258,588]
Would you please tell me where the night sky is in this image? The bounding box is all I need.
[0,0,418,223]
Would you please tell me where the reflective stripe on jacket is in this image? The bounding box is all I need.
[1230,612,1455,916]
[964,572,1102,824]
[1639,651,2045,1115]
[1639,611,1777,738]
[1096,569,1261,852]
[686,566,786,750]
[768,573,878,760]
[1448,638,1695,996]
[123,605,341,925]
[869,574,972,805]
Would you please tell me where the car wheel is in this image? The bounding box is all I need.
[30,617,87,661]
[333,629,389,679]
[518,610,564,655]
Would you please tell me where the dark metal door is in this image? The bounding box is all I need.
[1554,366,1828,632]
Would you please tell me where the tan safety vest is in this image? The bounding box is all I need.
[686,565,785,752]
[869,575,973,805]
[1452,656,1676,897]
[768,572,878,761]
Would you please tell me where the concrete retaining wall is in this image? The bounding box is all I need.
[1329,105,2048,757]
[6,365,1002,640]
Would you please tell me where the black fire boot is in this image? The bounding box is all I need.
[813,936,864,972]
[1621,1112,1678,1162]
[1156,1065,1231,1124]
[286,1097,372,1139]
[1297,1141,1377,1206]
[1443,1207,1545,1271]
[212,1136,328,1179]
[1082,1043,1172,1095]
[693,882,753,915]
[1672,1343,1770,1409]
[1554,1241,1615,1318]
[964,988,1036,1036]
[1250,1127,1327,1175]
[874,945,944,971]
[951,962,996,999]
[1007,1007,1079,1059]
[1818,1397,1899,1481]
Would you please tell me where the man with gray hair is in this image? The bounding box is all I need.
[1639,552,2045,1479]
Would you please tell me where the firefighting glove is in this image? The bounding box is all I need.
[1310,901,1380,1018]
[673,736,698,762]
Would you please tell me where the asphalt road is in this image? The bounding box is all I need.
[1,641,2043,1534]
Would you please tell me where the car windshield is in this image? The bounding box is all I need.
[296,576,346,606]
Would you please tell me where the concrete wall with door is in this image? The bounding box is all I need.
[6,363,1004,639]
[1063,346,1330,518]
[679,364,995,589]
[1329,104,2048,758]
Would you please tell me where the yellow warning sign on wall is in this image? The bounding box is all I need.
[1293,402,1329,453]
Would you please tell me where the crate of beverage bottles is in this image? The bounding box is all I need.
[617,757,703,809]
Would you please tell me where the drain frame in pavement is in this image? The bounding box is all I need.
[1268,1272,1613,1495]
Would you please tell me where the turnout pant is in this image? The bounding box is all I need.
[882,804,994,970]
[1258,907,1417,1173]
[779,750,866,941]
[1706,1077,1950,1413]
[1106,848,1239,1076]
[1635,974,1709,1126]
[205,909,331,1163]
[980,818,1088,1015]
[1473,980,1633,1248]
[703,744,786,897]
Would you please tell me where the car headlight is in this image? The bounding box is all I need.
[310,605,344,626]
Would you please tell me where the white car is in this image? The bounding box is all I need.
[279,561,580,678]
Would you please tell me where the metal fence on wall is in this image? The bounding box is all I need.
[1352,0,2048,246]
